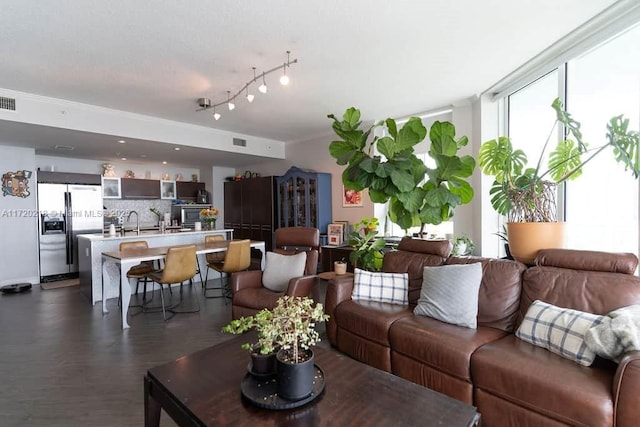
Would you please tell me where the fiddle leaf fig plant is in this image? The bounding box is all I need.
[349,217,385,271]
[328,108,475,231]
[478,98,640,222]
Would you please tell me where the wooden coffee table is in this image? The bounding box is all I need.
[144,336,480,426]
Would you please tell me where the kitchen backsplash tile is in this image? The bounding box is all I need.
[103,199,173,227]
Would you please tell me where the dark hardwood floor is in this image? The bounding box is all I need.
[0,280,255,426]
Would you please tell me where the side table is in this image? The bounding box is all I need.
[314,272,354,305]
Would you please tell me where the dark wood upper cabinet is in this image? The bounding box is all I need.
[176,181,205,201]
[120,178,161,199]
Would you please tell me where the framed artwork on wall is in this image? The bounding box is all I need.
[102,177,121,199]
[342,185,363,207]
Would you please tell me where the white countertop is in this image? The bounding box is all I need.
[78,229,233,241]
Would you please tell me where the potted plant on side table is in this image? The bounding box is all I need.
[478,98,639,264]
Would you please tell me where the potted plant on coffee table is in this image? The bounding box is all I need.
[478,98,640,264]
[269,295,329,401]
[221,308,278,376]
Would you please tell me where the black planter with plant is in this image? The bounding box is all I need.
[222,296,329,404]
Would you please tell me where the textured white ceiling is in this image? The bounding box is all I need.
[0,0,619,165]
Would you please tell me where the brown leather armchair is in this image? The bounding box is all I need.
[230,227,319,319]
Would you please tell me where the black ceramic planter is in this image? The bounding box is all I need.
[276,348,315,401]
[250,350,276,375]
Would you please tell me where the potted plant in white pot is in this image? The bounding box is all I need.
[268,295,329,401]
[478,98,639,264]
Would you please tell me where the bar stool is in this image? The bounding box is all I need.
[204,239,251,299]
[119,241,155,302]
[146,245,199,321]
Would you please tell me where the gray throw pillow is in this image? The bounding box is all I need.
[262,251,307,292]
[414,263,483,329]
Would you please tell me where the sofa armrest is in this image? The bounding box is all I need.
[285,275,317,297]
[325,275,355,346]
[613,351,640,426]
[231,270,264,293]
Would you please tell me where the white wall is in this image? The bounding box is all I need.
[0,146,39,285]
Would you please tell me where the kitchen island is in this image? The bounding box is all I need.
[78,229,235,305]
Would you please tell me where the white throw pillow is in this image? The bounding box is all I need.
[262,251,307,292]
[414,263,483,329]
[352,268,408,305]
[516,300,605,366]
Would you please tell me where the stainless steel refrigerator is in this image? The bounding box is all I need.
[38,183,103,282]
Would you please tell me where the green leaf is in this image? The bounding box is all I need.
[395,117,426,152]
[548,139,583,181]
[488,181,510,216]
[369,188,389,203]
[377,136,395,159]
[429,121,458,156]
[343,107,361,130]
[396,187,426,213]
[389,169,415,192]
[374,162,393,178]
[329,140,356,165]
[448,178,474,204]
[385,118,397,138]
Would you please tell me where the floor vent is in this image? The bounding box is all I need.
[0,96,16,111]
[233,137,247,147]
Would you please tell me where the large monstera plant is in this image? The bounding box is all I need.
[328,107,476,231]
[478,98,640,223]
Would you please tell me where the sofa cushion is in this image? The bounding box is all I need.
[390,315,507,382]
[335,299,412,346]
[520,260,640,325]
[352,268,408,305]
[414,263,482,329]
[262,251,306,292]
[516,300,605,366]
[446,257,526,333]
[382,238,450,304]
[472,335,616,426]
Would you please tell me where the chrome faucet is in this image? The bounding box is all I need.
[126,210,140,235]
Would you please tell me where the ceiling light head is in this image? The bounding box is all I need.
[121,157,127,161]
[118,140,126,144]
[280,51,291,86]
[258,73,268,94]
[174,147,180,151]
[213,111,221,120]
[162,161,167,165]
[227,90,235,111]
[246,87,255,103]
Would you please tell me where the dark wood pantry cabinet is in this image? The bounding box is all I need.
[223,177,277,250]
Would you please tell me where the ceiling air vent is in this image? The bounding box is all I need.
[0,96,16,111]
[54,145,75,151]
[233,137,247,147]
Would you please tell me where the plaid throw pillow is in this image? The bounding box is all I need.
[352,268,408,305]
[516,300,605,366]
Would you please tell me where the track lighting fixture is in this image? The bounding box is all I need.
[195,51,298,120]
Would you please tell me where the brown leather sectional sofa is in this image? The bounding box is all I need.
[324,237,640,426]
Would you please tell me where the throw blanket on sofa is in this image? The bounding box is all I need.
[585,304,640,362]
